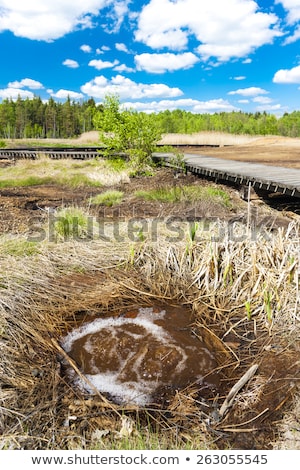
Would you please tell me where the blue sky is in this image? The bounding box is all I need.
[1,0,300,114]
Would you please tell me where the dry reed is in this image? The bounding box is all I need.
[0,219,299,449]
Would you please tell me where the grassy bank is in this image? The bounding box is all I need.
[0,156,131,188]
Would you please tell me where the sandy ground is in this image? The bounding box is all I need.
[177,135,300,168]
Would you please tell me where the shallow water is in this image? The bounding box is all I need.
[61,306,219,406]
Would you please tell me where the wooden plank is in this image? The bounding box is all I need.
[153,152,300,196]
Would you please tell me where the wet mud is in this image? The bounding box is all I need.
[61,306,220,406]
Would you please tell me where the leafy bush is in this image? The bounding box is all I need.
[93,94,161,170]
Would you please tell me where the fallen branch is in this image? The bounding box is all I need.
[50,337,122,417]
[218,364,259,419]
[218,407,269,431]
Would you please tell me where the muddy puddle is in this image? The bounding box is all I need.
[61,306,220,406]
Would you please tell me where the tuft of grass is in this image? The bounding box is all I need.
[134,184,231,207]
[51,207,95,240]
[0,176,54,188]
[90,190,124,207]
[105,157,128,172]
[0,237,40,256]
[58,173,103,188]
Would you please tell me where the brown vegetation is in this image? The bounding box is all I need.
[1,136,300,450]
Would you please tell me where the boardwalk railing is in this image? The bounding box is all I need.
[2,147,300,199]
[0,147,102,160]
[153,152,300,198]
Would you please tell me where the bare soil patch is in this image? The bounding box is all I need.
[0,165,293,236]
[181,135,300,168]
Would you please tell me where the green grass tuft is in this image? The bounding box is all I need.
[0,238,40,256]
[134,184,231,207]
[52,207,93,240]
[90,190,124,207]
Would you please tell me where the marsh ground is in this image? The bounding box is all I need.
[1,134,300,451]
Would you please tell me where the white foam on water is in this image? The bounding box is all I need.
[82,373,157,406]
[61,307,217,406]
[61,308,168,353]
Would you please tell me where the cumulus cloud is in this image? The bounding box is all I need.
[51,89,84,100]
[135,52,199,74]
[81,74,183,99]
[255,103,282,112]
[273,65,300,83]
[276,0,300,24]
[80,44,92,53]
[63,59,80,68]
[283,26,300,45]
[103,0,130,33]
[0,1,121,41]
[0,87,34,100]
[135,0,281,62]
[228,87,269,96]
[88,59,119,70]
[115,42,129,53]
[122,98,237,114]
[113,63,135,73]
[252,96,273,104]
[8,78,44,89]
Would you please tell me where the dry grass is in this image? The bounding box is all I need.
[159,132,260,146]
[0,218,300,449]
[0,156,131,188]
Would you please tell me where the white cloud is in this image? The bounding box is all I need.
[8,78,44,89]
[113,63,135,73]
[255,103,282,112]
[80,44,92,53]
[103,0,130,33]
[232,76,246,81]
[238,99,250,104]
[135,0,281,62]
[283,26,300,45]
[51,89,84,100]
[95,46,111,55]
[228,87,269,96]
[252,96,273,104]
[63,59,80,68]
[115,42,129,53]
[0,87,34,100]
[0,1,121,41]
[273,65,300,83]
[276,0,300,24]
[135,52,199,73]
[88,59,119,70]
[122,98,237,114]
[81,74,183,99]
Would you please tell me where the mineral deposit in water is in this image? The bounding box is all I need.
[61,306,219,405]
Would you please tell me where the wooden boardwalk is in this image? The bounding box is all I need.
[2,146,300,198]
[0,147,101,160]
[154,152,300,198]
